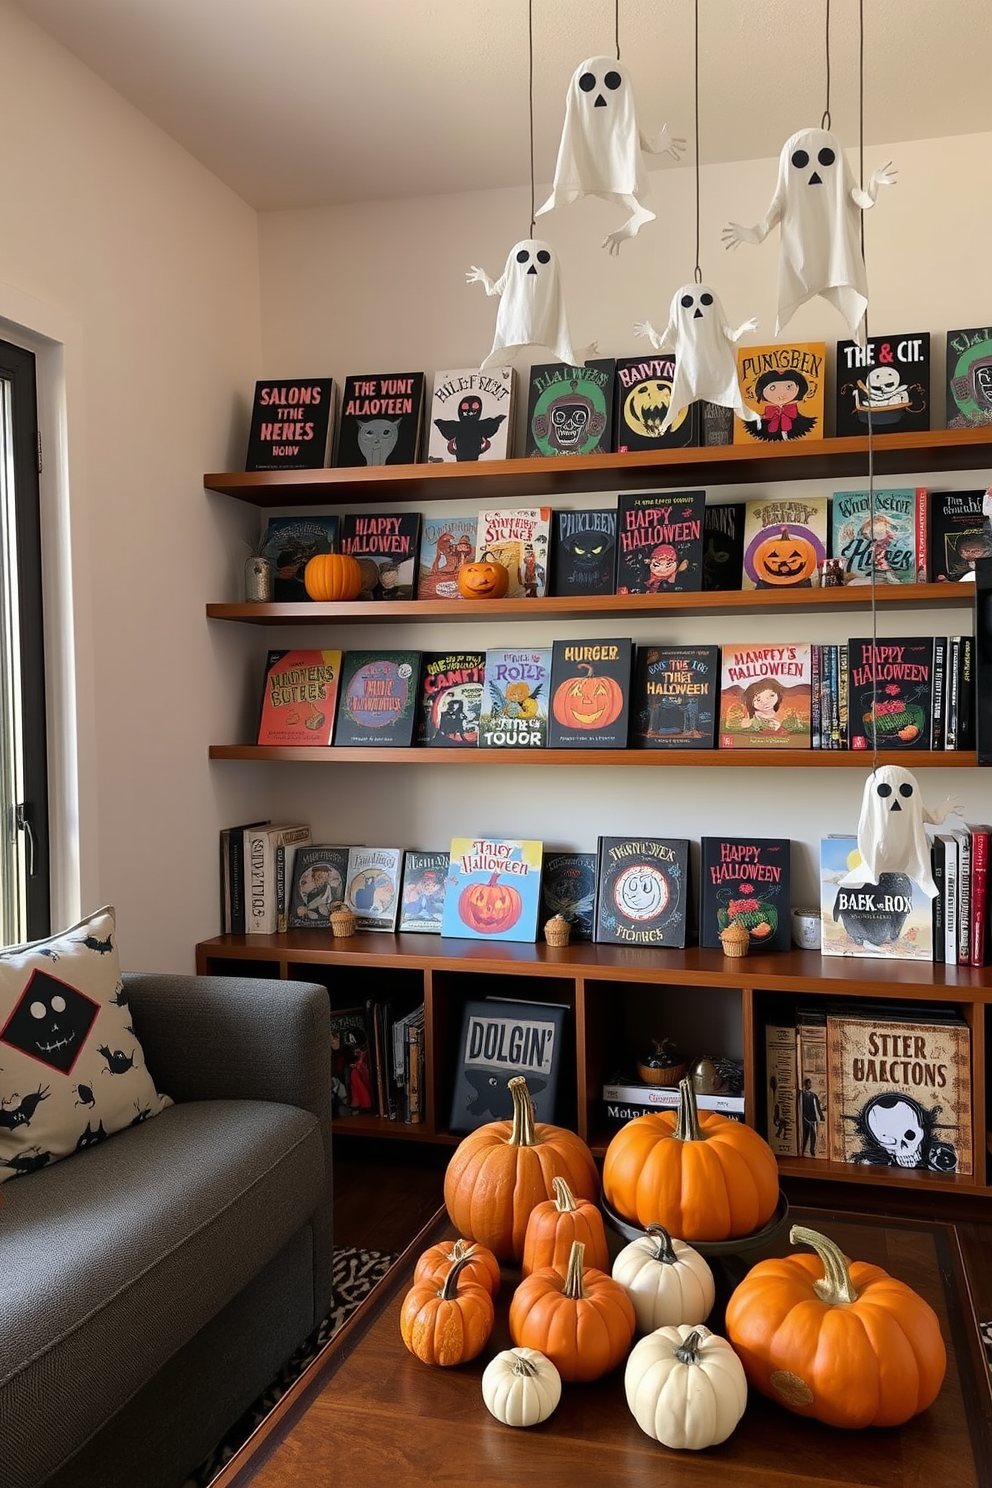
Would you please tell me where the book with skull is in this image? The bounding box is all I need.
[732,341,826,444]
[425,367,515,463]
[614,490,705,594]
[819,833,934,963]
[334,371,426,467]
[524,359,615,458]
[549,508,617,596]
[594,836,692,948]
[834,331,930,437]
[945,325,992,430]
[613,353,699,451]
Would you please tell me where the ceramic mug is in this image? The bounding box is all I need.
[791,906,822,950]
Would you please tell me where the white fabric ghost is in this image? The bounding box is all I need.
[536,56,684,254]
[722,128,896,344]
[840,765,954,899]
[467,239,586,370]
[634,283,759,432]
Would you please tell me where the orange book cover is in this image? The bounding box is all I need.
[733,341,827,444]
[256,649,343,746]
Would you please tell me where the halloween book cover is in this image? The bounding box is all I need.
[825,1005,972,1174]
[417,651,485,747]
[733,341,826,444]
[764,1020,798,1156]
[256,649,343,746]
[702,502,746,590]
[612,353,698,452]
[397,849,450,933]
[830,487,926,584]
[741,496,829,590]
[539,850,597,941]
[260,516,340,601]
[615,490,705,594]
[338,511,421,600]
[546,638,633,749]
[448,996,568,1132]
[945,326,992,430]
[426,366,514,463]
[416,514,478,599]
[441,837,544,943]
[334,371,426,467]
[479,648,551,749]
[333,650,422,747]
[594,836,691,948]
[819,834,934,963]
[549,508,618,597]
[475,507,551,598]
[699,836,791,952]
[287,844,352,930]
[926,490,992,582]
[344,846,404,932]
[630,644,719,749]
[834,331,930,436]
[245,377,335,471]
[845,637,934,751]
[796,1008,829,1161]
[717,642,812,749]
[524,359,615,457]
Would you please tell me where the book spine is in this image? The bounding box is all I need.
[957,830,972,966]
[915,486,928,581]
[601,1082,744,1114]
[811,644,822,750]
[931,838,945,964]
[958,635,975,750]
[406,1020,424,1124]
[930,635,946,750]
[229,830,249,935]
[946,636,960,750]
[827,644,839,749]
[943,836,959,965]
[275,843,287,934]
[764,1022,798,1156]
[837,641,848,748]
[220,830,232,934]
[795,1017,829,1161]
[969,829,988,967]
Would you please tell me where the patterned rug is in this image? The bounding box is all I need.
[184,1245,396,1488]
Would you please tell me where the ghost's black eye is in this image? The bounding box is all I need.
[899,782,914,798]
[579,72,596,92]
[604,71,622,90]
[680,294,694,308]
[818,147,836,167]
[700,292,713,306]
[536,249,551,264]
[516,249,529,264]
[791,149,810,168]
[877,782,892,798]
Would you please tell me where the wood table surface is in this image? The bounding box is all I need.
[212,1204,992,1488]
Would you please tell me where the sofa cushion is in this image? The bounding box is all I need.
[0,907,172,1183]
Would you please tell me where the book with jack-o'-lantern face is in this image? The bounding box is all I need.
[440,837,544,944]
[546,637,633,749]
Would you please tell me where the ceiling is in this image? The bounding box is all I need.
[10,0,992,211]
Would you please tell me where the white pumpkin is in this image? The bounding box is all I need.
[624,1324,748,1449]
[481,1347,562,1427]
[611,1223,715,1334]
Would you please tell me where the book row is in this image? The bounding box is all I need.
[243,325,992,472]
[259,487,992,604]
[255,636,975,755]
[330,998,424,1124]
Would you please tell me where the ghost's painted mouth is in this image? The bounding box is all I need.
[38,1032,76,1054]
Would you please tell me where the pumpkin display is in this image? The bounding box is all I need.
[509,1240,636,1383]
[521,1175,610,1278]
[481,1347,562,1427]
[724,1223,947,1429]
[457,559,510,599]
[751,525,819,587]
[624,1324,748,1449]
[552,662,625,730]
[457,872,522,934]
[611,1223,715,1334]
[413,1236,501,1298]
[399,1253,495,1367]
[302,551,363,601]
[443,1075,599,1262]
[602,1077,779,1242]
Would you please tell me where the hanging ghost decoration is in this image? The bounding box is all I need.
[634,283,759,433]
[467,239,590,370]
[722,128,897,344]
[840,765,956,900]
[536,56,685,254]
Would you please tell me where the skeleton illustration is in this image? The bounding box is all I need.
[634,283,759,432]
[848,1092,957,1172]
[468,239,590,369]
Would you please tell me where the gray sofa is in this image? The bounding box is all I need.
[0,972,333,1488]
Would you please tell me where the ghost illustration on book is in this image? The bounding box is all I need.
[722,127,897,344]
[840,765,956,899]
[536,55,685,254]
[468,239,592,370]
[634,282,759,433]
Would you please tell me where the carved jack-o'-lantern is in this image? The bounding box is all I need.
[752,526,818,587]
[552,663,625,730]
[459,873,523,934]
[458,560,511,599]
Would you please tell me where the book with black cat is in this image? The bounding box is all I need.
[335,372,426,467]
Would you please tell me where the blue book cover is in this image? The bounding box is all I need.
[441,837,544,942]
[479,648,551,749]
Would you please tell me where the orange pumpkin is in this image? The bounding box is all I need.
[725,1224,947,1428]
[752,525,818,586]
[522,1175,610,1278]
[303,551,363,601]
[444,1076,599,1263]
[457,559,510,599]
[552,663,625,730]
[602,1077,779,1242]
[399,1254,495,1366]
[458,873,522,934]
[413,1237,501,1297]
[509,1240,635,1383]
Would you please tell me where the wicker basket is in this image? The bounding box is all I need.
[719,922,750,958]
[329,903,357,938]
[544,915,571,947]
[636,1038,687,1086]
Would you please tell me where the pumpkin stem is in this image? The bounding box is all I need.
[507,1076,539,1148]
[645,1223,679,1266]
[789,1224,860,1306]
[449,1239,474,1262]
[511,1354,540,1378]
[563,1240,587,1300]
[673,1327,710,1365]
[673,1076,705,1143]
[438,1253,473,1301]
[551,1175,577,1213]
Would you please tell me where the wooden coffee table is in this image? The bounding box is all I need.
[212,1204,992,1488]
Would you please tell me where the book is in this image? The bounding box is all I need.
[819,834,934,962]
[831,487,927,585]
[391,1002,426,1121]
[547,638,633,749]
[958,635,975,750]
[629,644,719,749]
[440,837,544,943]
[406,1017,425,1123]
[329,1004,377,1116]
[834,332,931,436]
[397,850,450,934]
[931,835,946,964]
[733,341,826,443]
[615,490,705,594]
[333,651,422,747]
[244,377,335,471]
[244,822,312,935]
[549,508,618,597]
[475,508,552,598]
[741,496,829,590]
[954,827,972,967]
[926,490,992,582]
[764,1021,799,1156]
[931,635,947,751]
[699,836,792,952]
[945,326,992,430]
[702,502,746,591]
[796,1009,829,1161]
[335,371,426,466]
[256,649,343,746]
[967,824,991,967]
[417,650,485,747]
[939,832,959,968]
[448,997,568,1132]
[524,359,615,457]
[539,850,597,941]
[220,818,269,935]
[416,514,478,599]
[845,636,934,751]
[601,1098,744,1127]
[601,1078,745,1116]
[344,846,403,932]
[338,511,421,600]
[479,647,551,749]
[287,845,351,930]
[426,367,514,463]
[594,835,691,948]
[612,353,698,451]
[260,516,340,602]
[826,1007,972,1175]
[718,642,812,749]
[698,399,735,447]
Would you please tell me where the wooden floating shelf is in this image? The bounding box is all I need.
[208,744,978,768]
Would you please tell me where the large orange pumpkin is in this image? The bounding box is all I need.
[444,1076,599,1263]
[303,552,363,601]
[724,1224,947,1428]
[509,1239,635,1383]
[399,1254,495,1367]
[522,1175,610,1278]
[458,872,522,934]
[552,663,625,730]
[457,559,510,599]
[752,526,818,586]
[602,1077,779,1242]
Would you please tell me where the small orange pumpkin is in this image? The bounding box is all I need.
[457,559,510,599]
[552,663,625,730]
[752,525,818,586]
[399,1253,495,1366]
[413,1237,501,1297]
[509,1239,635,1383]
[458,872,522,934]
[522,1175,610,1278]
[303,551,363,601]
